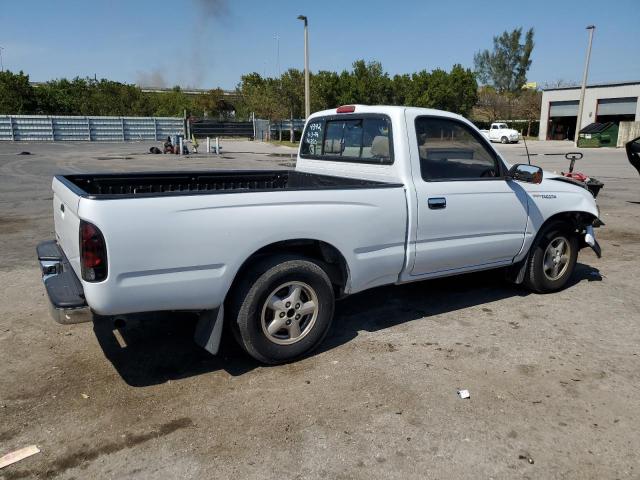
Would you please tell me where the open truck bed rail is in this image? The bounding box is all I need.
[57,170,402,199]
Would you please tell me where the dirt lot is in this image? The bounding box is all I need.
[1,139,639,479]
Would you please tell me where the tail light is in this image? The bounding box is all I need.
[80,220,108,282]
[336,105,356,113]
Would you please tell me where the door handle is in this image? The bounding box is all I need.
[428,197,446,209]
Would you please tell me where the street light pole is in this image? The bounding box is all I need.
[274,34,280,78]
[297,15,310,119]
[575,25,595,146]
[0,47,4,72]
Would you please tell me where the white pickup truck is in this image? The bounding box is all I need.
[481,122,520,144]
[37,105,602,364]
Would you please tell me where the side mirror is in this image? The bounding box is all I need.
[508,164,543,184]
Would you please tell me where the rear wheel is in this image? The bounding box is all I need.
[228,256,335,364]
[524,222,578,293]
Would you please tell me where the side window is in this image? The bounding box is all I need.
[415,117,500,181]
[300,120,323,155]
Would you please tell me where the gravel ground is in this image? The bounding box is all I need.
[0,138,639,479]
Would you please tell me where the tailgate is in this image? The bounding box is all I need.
[52,177,82,278]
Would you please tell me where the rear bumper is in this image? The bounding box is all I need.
[37,240,93,324]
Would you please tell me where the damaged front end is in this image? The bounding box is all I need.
[551,175,604,199]
[581,216,603,258]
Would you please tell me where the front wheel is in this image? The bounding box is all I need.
[501,136,509,144]
[228,256,335,364]
[524,223,578,293]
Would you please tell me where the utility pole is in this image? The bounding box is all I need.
[575,25,595,146]
[274,34,280,78]
[0,46,4,72]
[297,15,310,119]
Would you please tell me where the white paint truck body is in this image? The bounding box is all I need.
[481,122,520,143]
[38,105,602,363]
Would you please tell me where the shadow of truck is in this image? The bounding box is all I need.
[93,263,602,387]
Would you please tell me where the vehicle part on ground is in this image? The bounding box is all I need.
[561,152,604,198]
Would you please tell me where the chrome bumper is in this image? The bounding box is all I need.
[37,241,93,325]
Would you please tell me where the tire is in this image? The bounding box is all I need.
[501,136,508,144]
[524,222,578,293]
[228,255,335,364]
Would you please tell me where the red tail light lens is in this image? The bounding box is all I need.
[336,105,356,113]
[80,221,107,282]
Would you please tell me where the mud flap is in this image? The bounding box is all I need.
[194,306,224,355]
[505,257,528,285]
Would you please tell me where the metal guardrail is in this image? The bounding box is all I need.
[0,116,184,141]
[191,120,254,138]
[271,119,305,133]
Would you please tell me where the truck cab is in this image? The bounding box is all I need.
[484,122,520,144]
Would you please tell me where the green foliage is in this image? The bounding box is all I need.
[193,88,234,118]
[2,60,479,120]
[474,27,535,92]
[35,77,154,115]
[0,71,37,114]
[310,70,340,112]
[236,60,478,119]
[337,60,392,105]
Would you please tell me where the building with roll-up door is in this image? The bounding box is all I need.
[539,81,640,141]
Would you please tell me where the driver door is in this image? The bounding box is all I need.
[410,116,529,276]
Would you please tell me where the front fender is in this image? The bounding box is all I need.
[513,175,600,263]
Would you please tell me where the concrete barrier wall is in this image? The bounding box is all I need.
[617,121,640,147]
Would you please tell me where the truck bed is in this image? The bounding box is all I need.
[57,170,402,199]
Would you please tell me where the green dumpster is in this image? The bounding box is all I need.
[577,122,619,148]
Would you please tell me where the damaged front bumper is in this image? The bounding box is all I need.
[584,225,601,258]
[36,240,93,324]
[583,218,604,258]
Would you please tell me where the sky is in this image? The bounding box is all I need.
[1,0,639,90]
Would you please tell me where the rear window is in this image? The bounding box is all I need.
[300,116,392,164]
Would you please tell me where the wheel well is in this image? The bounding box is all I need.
[541,211,597,234]
[231,239,349,296]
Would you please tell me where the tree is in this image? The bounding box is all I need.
[0,70,37,114]
[473,86,509,121]
[338,60,392,105]
[310,70,340,111]
[515,89,542,137]
[195,88,233,118]
[235,73,287,121]
[474,27,535,92]
[430,64,478,116]
[148,86,193,117]
[279,68,305,119]
[391,74,412,105]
